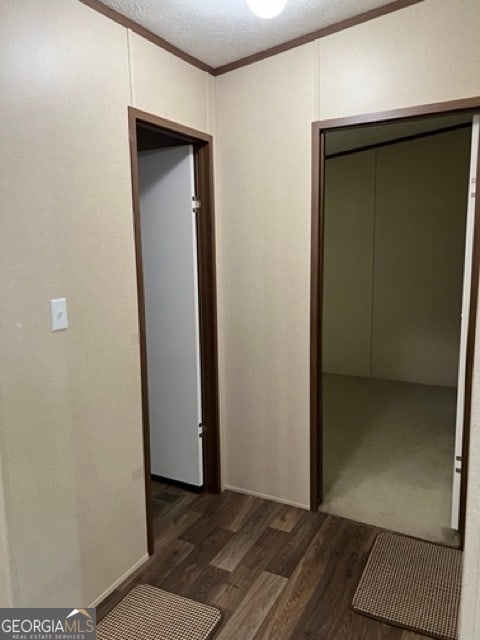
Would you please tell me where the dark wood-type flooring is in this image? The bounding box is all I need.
[97,482,428,639]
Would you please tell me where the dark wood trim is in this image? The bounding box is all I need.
[309,125,324,511]
[317,97,480,131]
[78,0,214,74]
[79,0,423,78]
[151,474,203,494]
[128,107,221,554]
[194,141,222,493]
[133,108,212,144]
[311,99,480,541]
[212,0,424,76]
[128,108,154,555]
[137,124,187,152]
[459,127,480,547]
[325,122,472,160]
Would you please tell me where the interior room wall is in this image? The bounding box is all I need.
[373,128,470,386]
[323,128,470,387]
[323,149,375,378]
[0,0,212,608]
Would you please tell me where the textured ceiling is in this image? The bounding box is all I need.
[98,0,403,68]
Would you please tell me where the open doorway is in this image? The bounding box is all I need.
[310,98,480,548]
[128,108,221,555]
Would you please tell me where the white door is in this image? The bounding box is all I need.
[451,115,479,529]
[138,145,203,487]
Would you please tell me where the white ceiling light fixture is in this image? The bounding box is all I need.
[247,0,287,19]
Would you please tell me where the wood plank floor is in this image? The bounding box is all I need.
[97,482,428,639]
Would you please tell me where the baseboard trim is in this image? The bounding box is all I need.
[223,485,309,510]
[89,553,149,608]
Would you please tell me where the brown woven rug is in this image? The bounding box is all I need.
[352,532,461,640]
[97,584,222,640]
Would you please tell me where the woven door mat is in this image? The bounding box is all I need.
[97,584,222,640]
[352,531,461,640]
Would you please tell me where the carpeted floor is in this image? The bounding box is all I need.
[322,374,459,546]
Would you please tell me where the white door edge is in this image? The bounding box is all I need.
[451,114,480,530]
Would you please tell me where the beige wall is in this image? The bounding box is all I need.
[0,0,212,607]
[215,43,316,507]
[129,33,214,135]
[318,0,480,120]
[324,128,470,387]
[215,1,480,635]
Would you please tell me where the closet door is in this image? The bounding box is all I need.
[452,115,480,529]
[139,145,203,487]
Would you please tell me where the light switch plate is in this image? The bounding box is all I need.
[50,298,68,332]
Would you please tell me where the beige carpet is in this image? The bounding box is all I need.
[353,532,462,639]
[322,374,459,545]
[97,584,222,640]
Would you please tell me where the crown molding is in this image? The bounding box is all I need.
[78,0,214,73]
[79,0,425,77]
[213,0,424,75]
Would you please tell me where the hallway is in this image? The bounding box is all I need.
[97,484,428,639]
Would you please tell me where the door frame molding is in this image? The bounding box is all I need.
[128,107,221,555]
[310,96,480,547]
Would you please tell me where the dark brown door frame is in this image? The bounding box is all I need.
[310,97,480,546]
[128,107,221,555]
